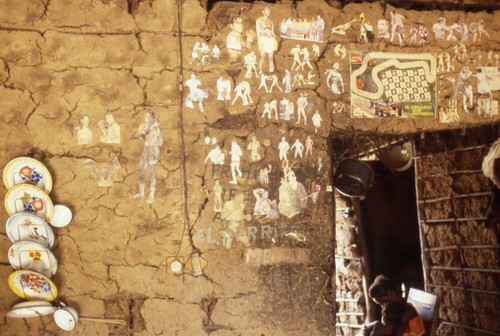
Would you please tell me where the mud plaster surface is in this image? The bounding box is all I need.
[416,127,500,336]
[0,0,499,335]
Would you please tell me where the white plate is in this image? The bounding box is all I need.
[50,204,73,228]
[8,270,58,301]
[3,157,53,193]
[11,300,54,309]
[54,306,78,331]
[8,241,58,278]
[5,213,54,248]
[6,301,56,318]
[4,184,54,222]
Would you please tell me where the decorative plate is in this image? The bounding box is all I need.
[5,213,55,248]
[3,157,53,193]
[6,301,56,318]
[4,184,54,222]
[8,270,58,301]
[8,241,58,278]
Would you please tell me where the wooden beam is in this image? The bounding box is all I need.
[421,217,487,224]
[440,321,500,335]
[418,191,492,204]
[335,322,363,329]
[426,244,499,252]
[428,284,500,296]
[430,265,500,274]
[414,157,431,291]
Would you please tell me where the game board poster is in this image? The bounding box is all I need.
[350,52,437,118]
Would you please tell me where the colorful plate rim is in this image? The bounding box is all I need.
[5,212,55,248]
[8,241,58,277]
[3,157,53,193]
[8,270,58,301]
[4,184,54,222]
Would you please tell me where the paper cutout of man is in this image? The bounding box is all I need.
[256,7,277,73]
[221,192,250,249]
[133,109,163,204]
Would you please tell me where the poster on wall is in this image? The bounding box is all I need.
[280,16,325,42]
[473,66,500,118]
[477,67,500,91]
[350,52,437,118]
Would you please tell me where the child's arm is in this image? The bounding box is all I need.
[357,321,379,336]
[371,321,395,336]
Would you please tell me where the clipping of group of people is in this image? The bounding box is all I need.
[359,275,426,336]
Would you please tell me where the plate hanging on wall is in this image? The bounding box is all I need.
[54,304,78,331]
[50,204,73,228]
[5,212,55,248]
[6,300,56,318]
[4,184,54,222]
[8,241,58,278]
[3,157,53,193]
[8,270,58,301]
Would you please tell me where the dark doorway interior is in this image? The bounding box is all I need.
[362,161,424,295]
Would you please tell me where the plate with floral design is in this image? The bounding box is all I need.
[3,157,53,193]
[8,270,58,301]
[5,213,54,248]
[6,300,56,318]
[4,184,54,222]
[9,241,58,278]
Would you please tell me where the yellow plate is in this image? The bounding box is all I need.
[4,184,54,222]
[3,157,53,193]
[8,270,58,301]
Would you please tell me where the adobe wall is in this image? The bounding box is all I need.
[0,0,498,335]
[415,125,500,336]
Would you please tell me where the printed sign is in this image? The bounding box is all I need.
[350,52,437,118]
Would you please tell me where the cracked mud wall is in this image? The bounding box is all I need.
[0,0,334,335]
[415,126,500,336]
[0,0,499,335]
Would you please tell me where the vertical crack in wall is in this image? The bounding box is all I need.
[126,0,141,16]
[130,297,147,333]
[201,295,220,332]
[1,58,12,87]
[39,0,50,20]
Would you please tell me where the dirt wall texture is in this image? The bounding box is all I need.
[416,125,500,336]
[0,0,499,335]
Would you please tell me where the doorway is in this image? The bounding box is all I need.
[361,160,424,294]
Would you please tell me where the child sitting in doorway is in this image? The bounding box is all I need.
[360,300,407,336]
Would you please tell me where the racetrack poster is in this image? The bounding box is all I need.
[350,52,437,118]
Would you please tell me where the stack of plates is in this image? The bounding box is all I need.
[3,157,77,330]
[3,157,72,226]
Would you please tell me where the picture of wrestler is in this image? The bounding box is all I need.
[226,16,256,63]
[256,7,277,73]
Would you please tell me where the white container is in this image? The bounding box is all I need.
[50,205,73,228]
[54,305,78,331]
